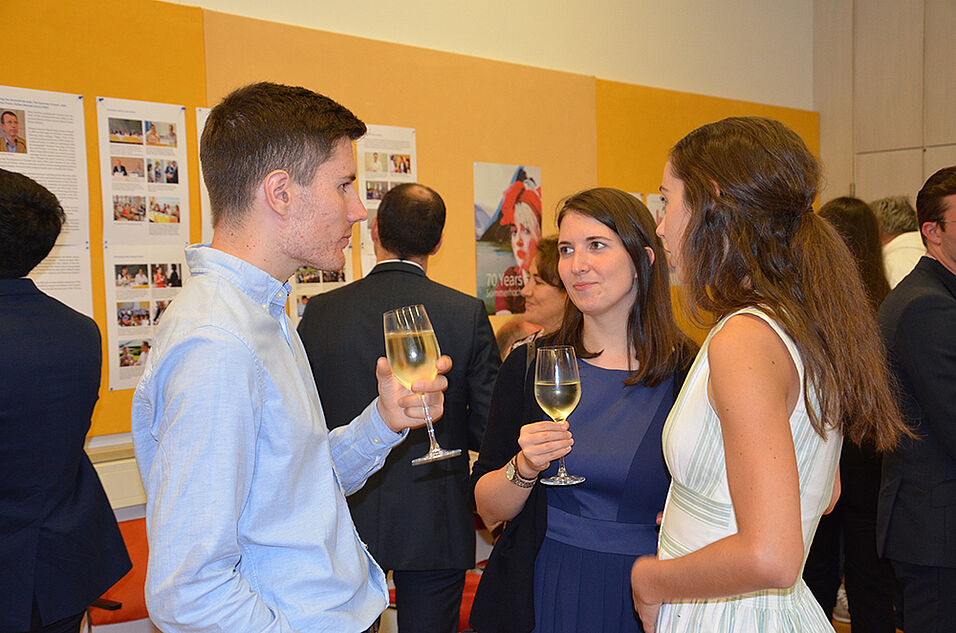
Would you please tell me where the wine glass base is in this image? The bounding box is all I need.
[411,447,462,466]
[540,473,586,486]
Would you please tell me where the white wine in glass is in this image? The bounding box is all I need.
[383,304,460,465]
[535,345,585,486]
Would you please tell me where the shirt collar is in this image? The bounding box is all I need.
[376,258,424,272]
[185,244,291,312]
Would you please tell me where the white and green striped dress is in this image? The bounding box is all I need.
[656,307,841,632]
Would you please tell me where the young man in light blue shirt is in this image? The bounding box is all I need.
[132,82,450,633]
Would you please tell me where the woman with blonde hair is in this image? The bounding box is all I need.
[631,117,908,632]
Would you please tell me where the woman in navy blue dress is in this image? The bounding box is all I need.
[471,188,694,633]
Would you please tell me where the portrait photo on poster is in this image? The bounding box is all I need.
[474,163,542,316]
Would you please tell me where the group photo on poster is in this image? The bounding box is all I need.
[474,162,542,315]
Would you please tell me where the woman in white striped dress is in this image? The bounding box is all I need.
[630,117,909,632]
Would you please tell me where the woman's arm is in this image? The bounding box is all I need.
[475,420,572,525]
[631,314,805,630]
[470,343,572,526]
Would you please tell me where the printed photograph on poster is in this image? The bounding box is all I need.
[287,250,354,327]
[111,156,144,181]
[0,85,93,316]
[644,193,664,224]
[364,151,387,174]
[145,121,177,147]
[474,163,542,316]
[1,108,27,153]
[97,97,189,246]
[105,244,188,390]
[355,125,417,277]
[108,118,144,144]
[118,340,150,368]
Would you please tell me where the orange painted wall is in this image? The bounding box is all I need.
[595,80,820,344]
[200,10,599,311]
[3,2,819,434]
[2,0,206,434]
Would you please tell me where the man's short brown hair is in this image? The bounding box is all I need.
[200,82,366,227]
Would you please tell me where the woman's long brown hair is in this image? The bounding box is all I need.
[669,117,906,450]
[553,188,695,387]
[818,197,891,312]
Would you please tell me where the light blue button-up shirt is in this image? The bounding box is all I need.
[132,245,406,633]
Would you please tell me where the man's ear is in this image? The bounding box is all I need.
[429,232,444,256]
[369,217,380,244]
[263,170,292,216]
[921,220,940,246]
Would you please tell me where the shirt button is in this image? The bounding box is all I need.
[373,437,381,444]
[261,303,267,309]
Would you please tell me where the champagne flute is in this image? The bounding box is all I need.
[383,304,460,465]
[535,345,585,485]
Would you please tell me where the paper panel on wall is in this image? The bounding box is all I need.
[0,85,94,316]
[644,193,664,224]
[288,259,353,328]
[97,97,190,245]
[104,244,188,390]
[196,107,214,244]
[474,163,542,316]
[355,125,418,276]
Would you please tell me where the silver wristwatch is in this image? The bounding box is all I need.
[505,454,536,488]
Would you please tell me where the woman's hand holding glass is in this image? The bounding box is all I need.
[515,420,573,478]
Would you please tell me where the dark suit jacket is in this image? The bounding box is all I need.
[298,262,499,570]
[0,279,131,630]
[876,257,956,567]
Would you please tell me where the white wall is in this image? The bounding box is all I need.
[168,0,815,110]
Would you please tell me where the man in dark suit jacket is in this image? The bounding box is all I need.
[299,183,499,633]
[877,165,956,633]
[0,170,130,633]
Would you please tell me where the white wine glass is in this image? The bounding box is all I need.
[383,304,460,465]
[535,345,585,486]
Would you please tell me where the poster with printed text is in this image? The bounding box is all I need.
[288,260,354,328]
[196,107,214,244]
[97,97,189,245]
[474,163,542,316]
[355,125,418,276]
[0,85,93,316]
[104,244,188,390]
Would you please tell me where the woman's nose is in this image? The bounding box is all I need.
[570,251,588,273]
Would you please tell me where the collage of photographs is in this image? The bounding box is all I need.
[113,262,182,368]
[364,151,413,201]
[108,117,181,227]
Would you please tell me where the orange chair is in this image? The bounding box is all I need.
[89,518,149,628]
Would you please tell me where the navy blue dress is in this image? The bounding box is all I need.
[531,361,672,633]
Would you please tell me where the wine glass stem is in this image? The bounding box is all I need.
[556,456,569,477]
[420,394,439,453]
